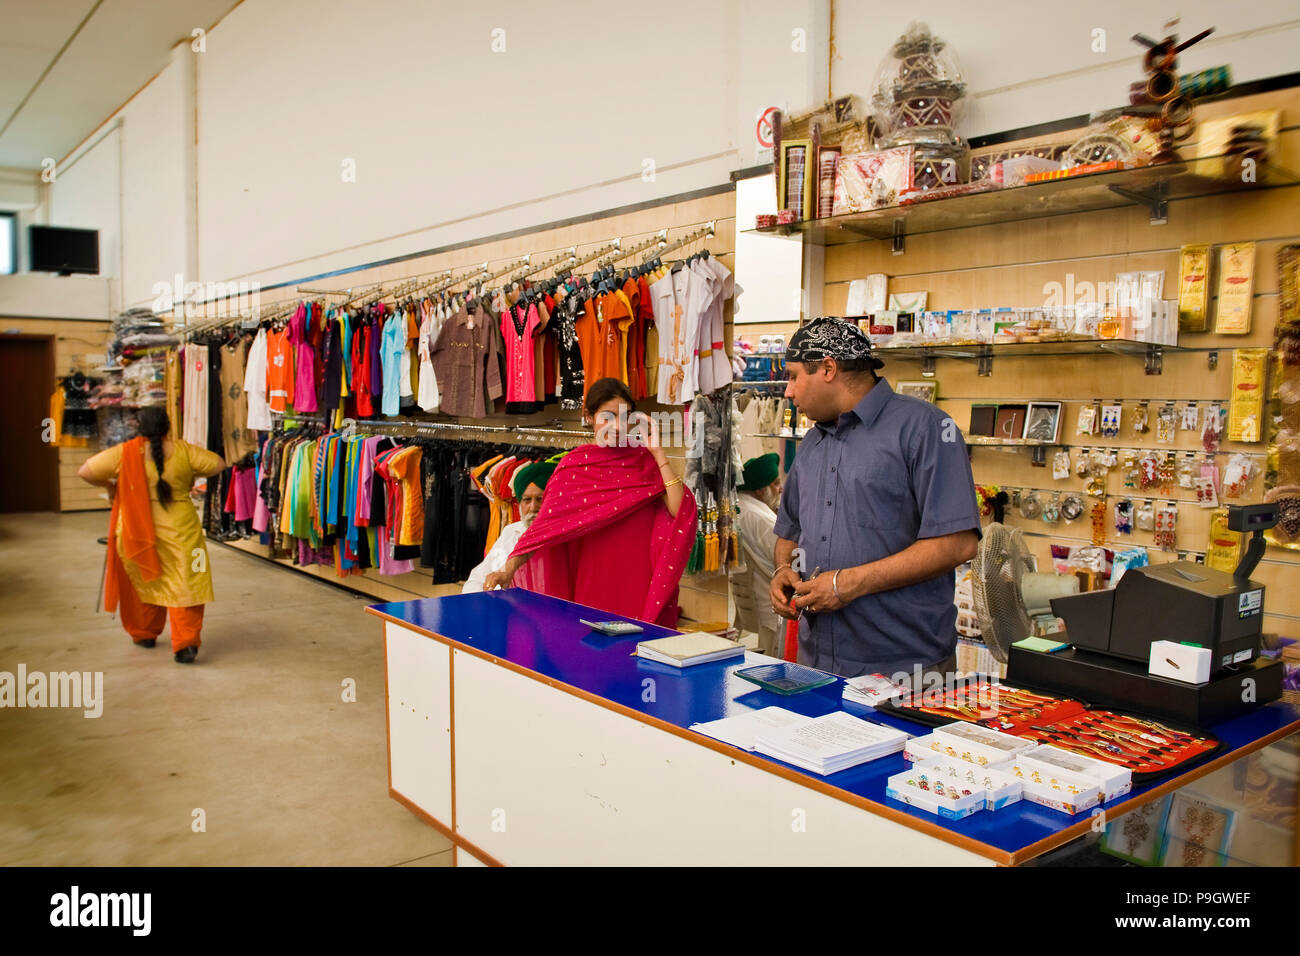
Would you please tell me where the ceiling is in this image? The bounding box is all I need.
[0,0,241,171]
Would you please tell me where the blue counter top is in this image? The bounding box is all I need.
[368,589,1300,864]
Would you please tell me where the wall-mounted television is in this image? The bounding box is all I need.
[29,225,100,275]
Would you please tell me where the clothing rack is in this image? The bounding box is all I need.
[641,222,715,264]
[270,410,589,443]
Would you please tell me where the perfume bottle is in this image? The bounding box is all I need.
[1097,306,1121,340]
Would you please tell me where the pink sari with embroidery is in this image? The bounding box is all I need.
[510,444,697,627]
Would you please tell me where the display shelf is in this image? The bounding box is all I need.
[963,435,1054,447]
[744,153,1300,250]
[875,337,1198,375]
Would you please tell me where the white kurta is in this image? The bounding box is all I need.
[734,492,782,654]
[462,520,528,593]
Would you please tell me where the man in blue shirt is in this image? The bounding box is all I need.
[769,317,980,679]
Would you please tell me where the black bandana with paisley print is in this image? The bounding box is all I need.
[785,316,884,368]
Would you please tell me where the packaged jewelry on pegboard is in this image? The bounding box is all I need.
[1090,501,1108,545]
[1195,474,1219,509]
[1019,490,1042,519]
[1114,498,1134,535]
[1121,450,1140,488]
[1156,404,1178,443]
[1201,403,1223,452]
[1076,403,1099,436]
[1199,455,1220,497]
[1135,499,1155,532]
[1158,454,1177,494]
[1052,449,1071,480]
[1061,493,1085,522]
[1138,452,1160,489]
[1042,493,1061,524]
[1132,401,1150,434]
[1222,453,1257,499]
[1075,448,1092,477]
[1180,402,1200,432]
[1177,453,1197,489]
[1153,502,1179,551]
[1101,404,1122,438]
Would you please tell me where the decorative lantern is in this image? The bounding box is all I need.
[870,22,970,190]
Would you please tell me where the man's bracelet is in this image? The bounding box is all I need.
[774,562,792,576]
[832,569,843,601]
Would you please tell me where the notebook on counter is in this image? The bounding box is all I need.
[690,706,813,751]
[753,711,910,775]
[635,631,746,668]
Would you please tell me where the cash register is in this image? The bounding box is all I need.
[1007,504,1285,724]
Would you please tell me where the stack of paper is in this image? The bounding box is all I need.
[754,711,910,775]
[635,632,745,668]
[842,673,905,707]
[689,707,812,751]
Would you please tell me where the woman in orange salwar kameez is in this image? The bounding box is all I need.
[79,407,226,663]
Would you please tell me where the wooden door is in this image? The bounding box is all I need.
[0,335,59,512]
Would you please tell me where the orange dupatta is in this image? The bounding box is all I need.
[103,436,162,613]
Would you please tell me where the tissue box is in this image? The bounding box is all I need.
[1012,757,1101,814]
[885,766,985,820]
[1149,640,1213,684]
[1017,744,1132,803]
[904,733,1015,770]
[913,756,1023,811]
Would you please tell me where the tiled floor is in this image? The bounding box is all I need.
[0,511,453,866]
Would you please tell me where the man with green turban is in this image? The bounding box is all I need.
[732,452,782,653]
[463,455,559,593]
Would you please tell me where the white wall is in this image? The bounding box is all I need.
[36,0,1300,310]
[829,1,1300,140]
[194,0,774,288]
[48,123,121,290]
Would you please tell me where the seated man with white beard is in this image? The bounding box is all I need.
[462,459,555,593]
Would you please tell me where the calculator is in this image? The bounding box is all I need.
[579,619,645,636]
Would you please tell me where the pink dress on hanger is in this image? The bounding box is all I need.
[500,302,541,404]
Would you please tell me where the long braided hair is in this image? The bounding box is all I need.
[136,406,173,505]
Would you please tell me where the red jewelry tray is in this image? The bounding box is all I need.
[876,676,1088,734]
[1018,709,1221,783]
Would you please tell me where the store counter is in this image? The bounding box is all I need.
[366,590,1300,866]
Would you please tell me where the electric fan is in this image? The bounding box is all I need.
[970,523,1079,662]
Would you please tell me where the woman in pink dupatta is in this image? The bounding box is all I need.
[485,378,697,627]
